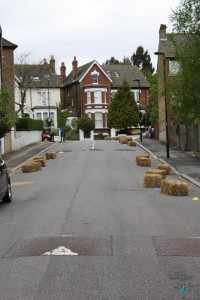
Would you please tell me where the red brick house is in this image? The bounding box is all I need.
[0,34,18,154]
[61,57,150,135]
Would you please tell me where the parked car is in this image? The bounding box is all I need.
[0,157,12,203]
[42,133,50,141]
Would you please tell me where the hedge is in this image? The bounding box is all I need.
[16,118,43,131]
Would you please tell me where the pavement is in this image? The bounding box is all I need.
[2,138,200,188]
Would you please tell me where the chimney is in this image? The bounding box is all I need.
[43,58,48,65]
[72,56,78,78]
[50,55,55,73]
[159,24,167,40]
[60,62,66,84]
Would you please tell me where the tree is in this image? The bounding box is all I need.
[57,103,70,127]
[131,46,155,73]
[105,57,122,65]
[76,116,95,138]
[169,0,200,124]
[0,85,16,139]
[108,80,139,130]
[14,52,43,117]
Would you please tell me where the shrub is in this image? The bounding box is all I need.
[16,118,43,131]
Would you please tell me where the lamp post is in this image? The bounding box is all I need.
[154,50,170,158]
[133,78,142,142]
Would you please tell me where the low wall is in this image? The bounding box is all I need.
[12,131,42,151]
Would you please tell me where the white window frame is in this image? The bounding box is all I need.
[95,112,103,128]
[94,91,102,104]
[87,91,91,104]
[37,91,51,106]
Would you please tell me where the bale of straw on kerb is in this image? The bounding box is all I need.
[128,141,136,147]
[161,179,188,196]
[33,157,46,167]
[21,162,42,173]
[112,137,120,141]
[145,168,167,179]
[126,137,132,141]
[46,152,57,160]
[157,164,171,175]
[144,174,163,188]
[135,154,149,163]
[137,157,151,166]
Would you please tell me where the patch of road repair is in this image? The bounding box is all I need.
[2,236,113,258]
[12,181,34,186]
[153,236,200,257]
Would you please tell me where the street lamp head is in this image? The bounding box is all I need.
[154,50,165,56]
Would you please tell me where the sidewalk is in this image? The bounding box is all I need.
[2,141,57,174]
[136,138,200,188]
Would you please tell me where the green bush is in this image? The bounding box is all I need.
[16,118,43,131]
[76,116,95,138]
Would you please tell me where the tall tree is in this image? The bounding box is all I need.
[108,80,139,130]
[0,85,16,138]
[57,103,70,127]
[169,0,200,124]
[131,46,155,73]
[105,57,122,65]
[14,52,43,117]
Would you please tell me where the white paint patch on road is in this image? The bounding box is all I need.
[58,151,65,154]
[92,141,95,150]
[43,246,78,256]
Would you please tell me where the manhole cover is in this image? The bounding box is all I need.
[153,237,200,257]
[2,236,113,258]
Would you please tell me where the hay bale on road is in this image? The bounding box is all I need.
[120,138,128,144]
[157,164,171,175]
[137,157,151,166]
[144,174,163,188]
[104,136,112,141]
[128,141,136,147]
[33,157,46,167]
[161,179,188,196]
[145,168,167,179]
[21,162,42,173]
[46,152,57,160]
[135,154,149,163]
[126,137,132,141]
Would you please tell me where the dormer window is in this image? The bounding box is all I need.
[91,70,99,84]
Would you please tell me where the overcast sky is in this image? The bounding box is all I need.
[1,0,180,74]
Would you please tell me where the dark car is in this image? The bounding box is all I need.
[0,157,12,203]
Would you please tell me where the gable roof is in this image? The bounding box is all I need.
[101,64,150,88]
[63,60,112,86]
[2,37,18,50]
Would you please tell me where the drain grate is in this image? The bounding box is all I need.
[153,237,200,257]
[2,236,113,258]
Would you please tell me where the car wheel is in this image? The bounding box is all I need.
[2,182,12,203]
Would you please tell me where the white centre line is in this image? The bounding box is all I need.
[92,141,95,150]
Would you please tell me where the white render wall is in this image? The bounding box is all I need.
[12,131,42,151]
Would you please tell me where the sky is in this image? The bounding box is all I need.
[1,0,180,74]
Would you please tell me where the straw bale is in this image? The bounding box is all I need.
[104,136,112,141]
[33,157,46,167]
[137,157,151,166]
[126,137,132,141]
[157,164,171,175]
[120,138,128,144]
[112,137,120,141]
[135,154,149,163]
[161,179,188,196]
[128,141,136,147]
[145,168,167,179]
[21,162,42,173]
[46,152,57,160]
[144,174,163,188]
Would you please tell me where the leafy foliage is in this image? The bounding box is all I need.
[169,0,200,124]
[131,46,155,73]
[16,117,43,131]
[57,103,70,127]
[108,80,139,130]
[76,116,95,138]
[0,85,16,138]
[105,57,122,65]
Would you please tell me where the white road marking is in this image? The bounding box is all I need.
[43,246,78,256]
[92,141,95,150]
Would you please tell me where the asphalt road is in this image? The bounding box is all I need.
[0,140,200,299]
